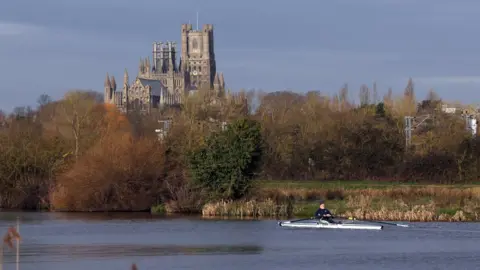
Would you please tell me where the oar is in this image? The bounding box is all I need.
[345,217,409,227]
[277,217,313,226]
[289,217,314,223]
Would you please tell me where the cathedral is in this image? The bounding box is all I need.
[103,23,226,112]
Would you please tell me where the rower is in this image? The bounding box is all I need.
[314,200,336,223]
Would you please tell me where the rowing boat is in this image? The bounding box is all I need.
[278,219,383,230]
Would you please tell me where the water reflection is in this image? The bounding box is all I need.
[1,243,263,263]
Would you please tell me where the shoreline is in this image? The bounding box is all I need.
[0,207,477,223]
[0,210,477,223]
[198,183,480,222]
[1,182,479,223]
[199,200,477,222]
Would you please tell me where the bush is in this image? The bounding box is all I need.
[50,135,165,211]
[189,118,263,200]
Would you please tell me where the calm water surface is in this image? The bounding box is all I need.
[0,212,479,270]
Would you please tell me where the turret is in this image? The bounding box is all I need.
[110,75,117,91]
[167,41,177,73]
[139,58,145,75]
[226,88,233,102]
[122,69,129,107]
[213,72,221,93]
[104,72,111,88]
[104,73,113,104]
[219,72,225,89]
[181,24,192,71]
[152,42,157,71]
[145,57,150,75]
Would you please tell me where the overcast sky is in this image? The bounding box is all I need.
[1,0,480,112]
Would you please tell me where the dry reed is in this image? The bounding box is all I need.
[202,186,480,221]
[202,199,293,218]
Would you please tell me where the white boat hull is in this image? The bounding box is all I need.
[278,220,383,230]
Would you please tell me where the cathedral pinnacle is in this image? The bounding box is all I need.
[104,73,111,88]
[110,75,117,91]
[124,68,129,85]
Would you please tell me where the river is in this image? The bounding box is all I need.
[0,212,478,270]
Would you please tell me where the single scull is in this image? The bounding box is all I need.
[278,219,383,230]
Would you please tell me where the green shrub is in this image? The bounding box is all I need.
[189,118,263,200]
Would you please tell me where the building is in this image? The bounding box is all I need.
[103,23,226,112]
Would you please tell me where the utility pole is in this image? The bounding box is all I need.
[405,109,477,148]
[404,114,431,148]
[404,116,413,147]
[462,113,478,137]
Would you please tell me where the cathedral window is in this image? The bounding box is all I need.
[192,38,198,49]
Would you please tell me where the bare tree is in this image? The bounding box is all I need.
[12,107,26,118]
[373,81,378,104]
[359,84,370,106]
[426,89,440,101]
[339,83,349,110]
[383,88,393,108]
[404,78,415,100]
[57,90,99,161]
[37,94,52,108]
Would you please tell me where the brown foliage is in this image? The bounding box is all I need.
[0,114,69,209]
[3,79,480,213]
[50,134,165,211]
[251,81,480,184]
[50,105,165,211]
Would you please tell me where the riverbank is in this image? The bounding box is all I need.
[199,181,480,222]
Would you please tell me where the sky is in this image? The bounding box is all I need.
[1,0,480,112]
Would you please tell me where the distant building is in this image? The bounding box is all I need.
[103,23,226,113]
[441,104,456,114]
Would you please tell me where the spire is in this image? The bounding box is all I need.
[122,68,129,109]
[104,73,112,104]
[104,73,111,88]
[213,72,220,92]
[226,88,232,101]
[139,58,144,73]
[146,57,150,71]
[123,68,129,86]
[110,75,117,91]
[214,72,220,85]
[168,41,174,72]
[168,53,174,72]
[219,72,225,88]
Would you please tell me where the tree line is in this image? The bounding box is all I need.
[0,79,479,212]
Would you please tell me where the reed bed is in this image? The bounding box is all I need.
[202,199,293,218]
[260,186,480,201]
[201,186,480,221]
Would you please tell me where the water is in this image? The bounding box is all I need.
[0,212,479,270]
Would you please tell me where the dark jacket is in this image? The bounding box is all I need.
[314,208,333,219]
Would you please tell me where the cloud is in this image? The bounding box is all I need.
[0,21,44,36]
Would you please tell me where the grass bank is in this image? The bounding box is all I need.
[200,180,480,222]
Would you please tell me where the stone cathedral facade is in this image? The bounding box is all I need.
[103,23,226,112]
